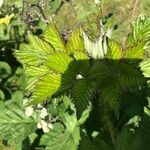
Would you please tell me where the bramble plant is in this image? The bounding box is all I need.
[1,1,150,148]
[7,16,150,149]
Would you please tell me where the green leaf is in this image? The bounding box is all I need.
[131,16,150,41]
[66,28,85,53]
[28,35,54,55]
[100,78,120,111]
[30,73,62,104]
[11,91,24,105]
[25,66,50,77]
[88,60,111,82]
[73,52,90,76]
[25,77,38,92]
[144,107,150,116]
[25,66,51,92]
[44,22,66,52]
[107,40,122,59]
[40,102,90,150]
[72,79,95,117]
[0,102,39,144]
[46,53,73,73]
[47,95,72,117]
[124,41,145,59]
[40,123,65,148]
[79,132,113,150]
[118,63,145,88]
[79,134,99,150]
[29,132,38,145]
[57,96,72,116]
[137,105,150,150]
[0,90,4,100]
[73,51,89,60]
[140,58,150,77]
[115,127,141,150]
[77,104,91,126]
[98,140,113,150]
[61,69,77,91]
[15,35,53,66]
[15,44,41,66]
[0,61,11,78]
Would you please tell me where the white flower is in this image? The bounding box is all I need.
[0,0,3,8]
[40,108,48,119]
[48,123,53,129]
[23,98,29,106]
[43,126,50,133]
[37,104,43,108]
[76,74,84,80]
[25,106,34,117]
[41,120,47,126]
[94,0,100,5]
[37,120,53,133]
[41,120,50,133]
[37,122,42,129]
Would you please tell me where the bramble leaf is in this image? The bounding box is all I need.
[66,28,85,53]
[40,102,90,150]
[44,22,66,52]
[0,102,39,144]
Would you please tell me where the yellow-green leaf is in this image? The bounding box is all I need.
[44,22,66,52]
[30,74,62,104]
[46,53,73,73]
[140,58,150,77]
[124,41,145,59]
[25,66,50,77]
[73,51,89,60]
[66,28,85,53]
[15,35,54,66]
[15,44,41,66]
[29,35,54,55]
[107,39,122,59]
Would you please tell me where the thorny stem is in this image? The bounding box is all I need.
[105,117,116,146]
[101,105,116,146]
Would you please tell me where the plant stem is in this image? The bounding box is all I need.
[104,115,116,146]
[106,120,116,145]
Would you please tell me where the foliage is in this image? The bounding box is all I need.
[14,13,150,149]
[15,19,146,113]
[0,102,39,144]
[40,102,91,150]
[1,0,150,149]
